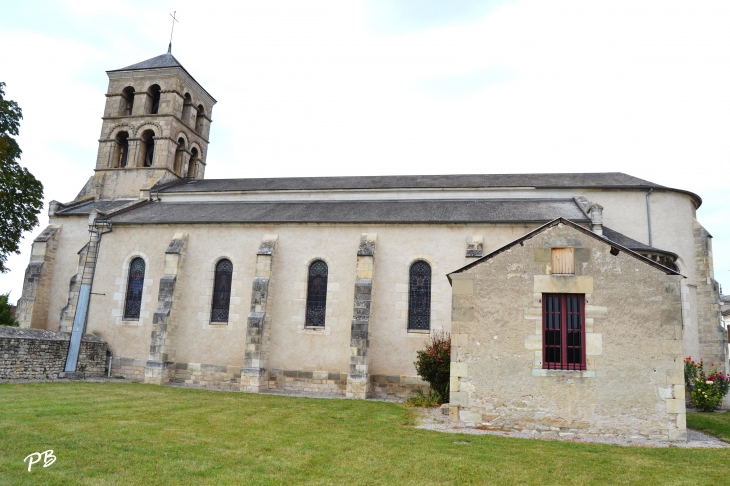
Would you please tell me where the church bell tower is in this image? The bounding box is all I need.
[78,50,216,200]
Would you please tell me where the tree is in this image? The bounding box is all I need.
[0,292,19,327]
[0,82,44,273]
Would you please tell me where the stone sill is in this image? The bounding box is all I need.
[208,323,228,327]
[407,329,431,334]
[533,369,595,378]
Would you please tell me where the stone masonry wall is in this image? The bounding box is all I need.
[0,327,107,379]
[450,222,686,441]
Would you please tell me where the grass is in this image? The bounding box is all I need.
[1,383,730,485]
[687,410,730,442]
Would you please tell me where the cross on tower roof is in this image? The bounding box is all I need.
[168,11,179,53]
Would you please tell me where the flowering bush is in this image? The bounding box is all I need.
[684,357,730,412]
[413,332,451,404]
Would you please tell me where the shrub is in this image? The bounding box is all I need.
[0,292,19,327]
[685,357,730,412]
[413,331,450,404]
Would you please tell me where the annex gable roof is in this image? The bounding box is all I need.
[448,218,682,281]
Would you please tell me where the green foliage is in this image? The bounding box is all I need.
[685,357,730,412]
[0,292,18,327]
[404,389,442,408]
[413,331,450,404]
[0,82,43,273]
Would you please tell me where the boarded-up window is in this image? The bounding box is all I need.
[551,248,575,274]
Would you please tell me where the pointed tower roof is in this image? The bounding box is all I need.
[108,52,184,72]
[106,51,216,102]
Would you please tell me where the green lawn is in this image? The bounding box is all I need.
[687,410,730,442]
[1,383,729,485]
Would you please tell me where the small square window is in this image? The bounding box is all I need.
[551,248,575,274]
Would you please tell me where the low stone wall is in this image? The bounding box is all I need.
[370,374,430,399]
[111,356,428,400]
[269,369,348,395]
[170,362,242,391]
[0,326,107,380]
[109,357,146,382]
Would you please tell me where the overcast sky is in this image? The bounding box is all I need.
[1,0,728,300]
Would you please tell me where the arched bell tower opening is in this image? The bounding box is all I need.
[195,105,205,134]
[187,147,199,178]
[146,85,161,115]
[86,50,216,199]
[113,131,130,168]
[119,87,135,116]
[174,137,186,175]
[140,130,155,167]
[182,93,193,128]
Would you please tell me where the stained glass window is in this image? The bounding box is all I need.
[408,261,431,330]
[211,259,233,323]
[123,258,145,319]
[305,260,328,327]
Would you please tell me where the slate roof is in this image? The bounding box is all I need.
[158,173,699,202]
[109,198,589,225]
[109,52,184,72]
[602,226,655,251]
[449,218,681,277]
[55,199,136,216]
[107,52,217,102]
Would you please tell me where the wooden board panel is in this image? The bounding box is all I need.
[551,248,575,274]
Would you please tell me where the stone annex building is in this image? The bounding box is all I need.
[15,51,727,441]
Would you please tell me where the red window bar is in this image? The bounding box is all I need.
[542,294,586,371]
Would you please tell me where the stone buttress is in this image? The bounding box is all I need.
[59,243,90,332]
[693,220,727,372]
[144,233,187,384]
[17,225,62,329]
[240,234,278,393]
[346,233,377,399]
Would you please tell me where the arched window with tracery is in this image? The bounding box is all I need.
[211,259,233,323]
[305,260,328,327]
[119,86,135,116]
[147,84,161,114]
[124,258,146,319]
[408,261,431,330]
[141,129,155,167]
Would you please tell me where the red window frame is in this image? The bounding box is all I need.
[542,294,586,370]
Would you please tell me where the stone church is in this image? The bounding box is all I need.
[15,51,726,436]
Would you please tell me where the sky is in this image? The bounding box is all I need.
[0,0,728,301]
